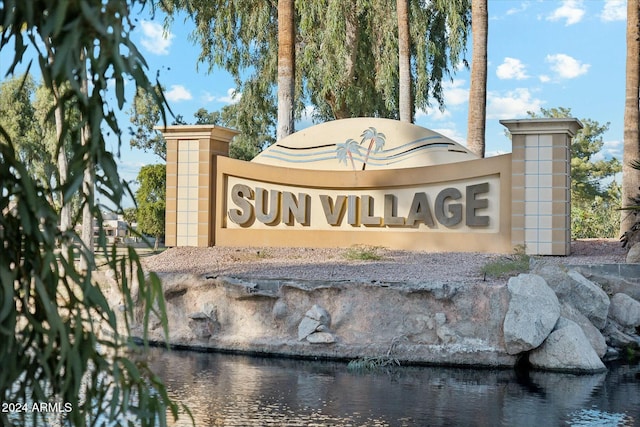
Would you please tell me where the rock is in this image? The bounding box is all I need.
[560,302,607,358]
[298,304,332,341]
[306,332,336,344]
[627,243,640,263]
[532,265,610,329]
[529,318,606,373]
[272,300,288,319]
[602,320,639,349]
[435,312,457,344]
[298,317,322,341]
[188,312,210,320]
[609,293,640,332]
[579,273,640,302]
[604,346,620,361]
[187,315,216,339]
[406,282,461,300]
[503,274,561,355]
[306,304,331,325]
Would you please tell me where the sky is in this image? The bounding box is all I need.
[0,0,630,206]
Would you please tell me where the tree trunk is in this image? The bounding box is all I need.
[397,0,412,122]
[622,0,640,234]
[79,50,95,271]
[47,42,72,262]
[466,0,488,158]
[277,0,295,140]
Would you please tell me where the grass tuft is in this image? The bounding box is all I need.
[347,355,400,372]
[481,245,531,279]
[343,245,384,261]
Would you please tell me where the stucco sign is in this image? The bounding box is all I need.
[162,117,582,255]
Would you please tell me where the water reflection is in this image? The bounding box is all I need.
[146,348,639,427]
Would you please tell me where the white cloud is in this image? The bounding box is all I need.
[139,20,174,55]
[414,80,466,121]
[506,2,530,16]
[486,88,544,119]
[547,0,585,26]
[601,0,626,22]
[201,91,216,103]
[496,57,529,80]
[218,88,241,104]
[546,53,590,79]
[432,126,466,144]
[538,74,551,83]
[164,85,192,102]
[416,106,451,121]
[594,139,623,160]
[443,79,468,106]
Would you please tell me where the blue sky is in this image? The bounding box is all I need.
[0,0,630,205]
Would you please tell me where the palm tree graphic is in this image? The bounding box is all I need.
[359,127,386,170]
[336,138,362,170]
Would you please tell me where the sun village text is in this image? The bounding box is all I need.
[227,182,491,229]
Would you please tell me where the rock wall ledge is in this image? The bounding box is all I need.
[102,263,640,373]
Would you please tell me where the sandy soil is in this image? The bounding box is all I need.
[142,239,628,285]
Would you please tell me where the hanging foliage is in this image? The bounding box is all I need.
[0,0,188,425]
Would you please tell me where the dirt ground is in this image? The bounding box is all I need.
[142,238,628,284]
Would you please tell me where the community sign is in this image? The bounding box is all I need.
[162,117,581,255]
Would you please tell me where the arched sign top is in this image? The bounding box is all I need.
[252,118,479,171]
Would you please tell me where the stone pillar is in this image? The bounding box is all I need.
[500,118,582,256]
[161,125,238,247]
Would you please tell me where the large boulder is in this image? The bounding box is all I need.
[578,273,640,302]
[560,302,607,358]
[503,274,561,355]
[627,243,640,263]
[608,293,640,333]
[532,265,610,329]
[602,320,640,349]
[529,318,606,373]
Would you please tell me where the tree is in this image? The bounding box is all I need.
[397,0,412,122]
[0,75,48,183]
[466,0,488,158]
[620,159,640,247]
[622,0,640,234]
[129,95,269,162]
[277,0,295,139]
[0,0,184,425]
[163,0,279,151]
[79,51,95,272]
[163,0,471,134]
[44,37,74,254]
[359,127,386,170]
[123,206,138,226]
[193,106,271,160]
[336,138,362,170]
[298,0,471,121]
[129,84,167,161]
[136,164,166,252]
[0,75,76,209]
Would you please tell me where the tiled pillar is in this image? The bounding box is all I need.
[161,125,238,247]
[500,118,582,256]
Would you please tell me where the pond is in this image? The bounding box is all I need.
[146,347,639,427]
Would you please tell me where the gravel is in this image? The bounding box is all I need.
[142,239,628,285]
